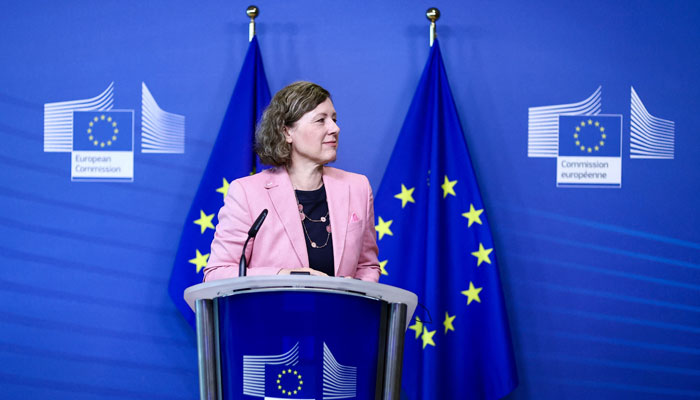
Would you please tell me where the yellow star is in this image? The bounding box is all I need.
[394,184,416,208]
[587,119,593,125]
[421,327,436,349]
[461,282,483,305]
[443,312,456,334]
[188,249,210,274]
[375,217,393,240]
[409,317,423,339]
[193,210,215,234]
[471,243,493,266]
[216,178,230,198]
[441,175,457,198]
[461,204,484,227]
[379,259,388,276]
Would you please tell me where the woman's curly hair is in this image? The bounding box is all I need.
[255,81,331,166]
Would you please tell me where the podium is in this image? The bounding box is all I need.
[185,276,417,400]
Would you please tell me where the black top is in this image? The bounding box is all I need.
[295,186,335,277]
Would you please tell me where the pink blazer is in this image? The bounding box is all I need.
[204,166,380,282]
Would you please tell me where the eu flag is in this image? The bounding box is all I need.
[168,37,271,327]
[374,40,518,399]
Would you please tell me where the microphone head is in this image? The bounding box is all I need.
[248,208,268,237]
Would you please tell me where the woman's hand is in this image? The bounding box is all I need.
[277,267,328,277]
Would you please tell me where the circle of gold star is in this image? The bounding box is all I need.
[379,259,388,276]
[188,249,210,274]
[471,243,493,266]
[462,204,484,228]
[193,210,215,234]
[276,369,303,396]
[574,119,606,153]
[87,114,119,148]
[394,184,416,208]
[461,281,482,305]
[421,326,436,349]
[443,312,456,334]
[375,217,393,240]
[441,175,457,198]
[409,317,423,339]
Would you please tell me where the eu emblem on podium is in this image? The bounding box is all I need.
[244,342,356,400]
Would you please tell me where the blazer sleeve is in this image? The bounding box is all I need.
[353,176,381,282]
[203,180,251,281]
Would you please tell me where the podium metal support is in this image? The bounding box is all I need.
[383,303,407,399]
[196,299,220,400]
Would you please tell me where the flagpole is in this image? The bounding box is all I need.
[247,5,259,42]
[426,7,440,47]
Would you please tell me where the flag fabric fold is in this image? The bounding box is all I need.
[374,40,518,399]
[168,37,271,327]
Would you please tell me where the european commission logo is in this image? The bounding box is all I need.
[243,342,357,399]
[528,86,675,188]
[43,82,185,182]
[557,115,622,188]
[72,111,134,182]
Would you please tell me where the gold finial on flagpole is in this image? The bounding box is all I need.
[247,5,259,42]
[426,7,440,47]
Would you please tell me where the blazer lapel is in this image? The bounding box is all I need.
[323,167,349,276]
[265,168,309,268]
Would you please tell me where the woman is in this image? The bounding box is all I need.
[203,81,380,282]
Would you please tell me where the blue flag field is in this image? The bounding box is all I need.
[168,37,271,327]
[374,40,518,399]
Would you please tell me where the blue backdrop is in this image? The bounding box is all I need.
[0,1,698,399]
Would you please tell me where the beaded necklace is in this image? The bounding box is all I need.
[294,187,332,249]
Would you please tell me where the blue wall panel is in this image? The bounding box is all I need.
[1,0,698,398]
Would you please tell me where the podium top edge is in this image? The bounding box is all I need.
[184,276,418,317]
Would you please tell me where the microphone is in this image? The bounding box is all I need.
[248,208,268,237]
[239,209,268,277]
